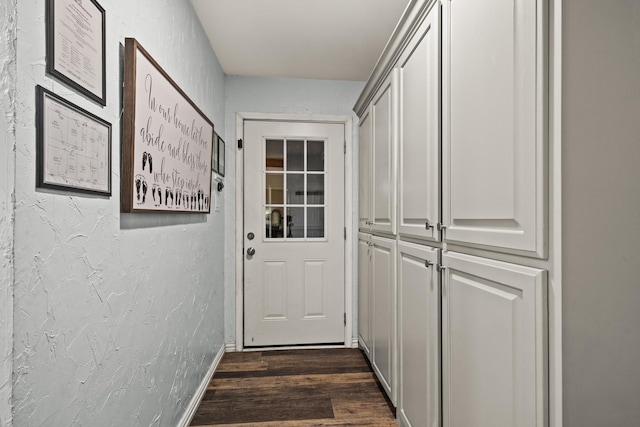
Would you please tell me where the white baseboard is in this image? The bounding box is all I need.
[177,344,225,427]
[352,338,359,348]
[224,342,236,353]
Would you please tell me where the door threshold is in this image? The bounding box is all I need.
[241,343,347,352]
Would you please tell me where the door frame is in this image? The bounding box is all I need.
[235,112,354,351]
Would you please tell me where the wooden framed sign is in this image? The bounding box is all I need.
[122,38,214,213]
[46,0,107,106]
[36,85,112,195]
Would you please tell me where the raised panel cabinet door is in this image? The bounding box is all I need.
[398,2,441,243]
[357,232,372,357]
[442,0,547,257]
[441,251,548,427]
[371,235,397,405]
[358,106,373,231]
[372,70,399,235]
[398,242,440,427]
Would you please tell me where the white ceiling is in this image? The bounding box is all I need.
[190,0,410,82]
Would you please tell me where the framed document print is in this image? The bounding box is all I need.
[121,38,214,213]
[36,85,112,195]
[46,0,106,106]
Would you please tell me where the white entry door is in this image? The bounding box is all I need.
[243,120,346,347]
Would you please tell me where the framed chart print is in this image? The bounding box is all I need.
[121,38,214,213]
[36,85,112,195]
[46,0,107,106]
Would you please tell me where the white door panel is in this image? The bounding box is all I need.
[358,232,372,356]
[371,235,397,404]
[398,3,441,243]
[244,120,345,347]
[442,251,547,427]
[398,242,440,427]
[358,107,373,231]
[372,71,398,235]
[442,0,547,257]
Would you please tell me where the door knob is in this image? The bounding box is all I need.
[247,247,256,256]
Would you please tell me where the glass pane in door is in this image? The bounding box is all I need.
[307,207,325,238]
[287,140,305,171]
[287,207,305,238]
[307,175,324,205]
[307,140,325,171]
[287,174,305,204]
[266,139,284,171]
[265,174,284,204]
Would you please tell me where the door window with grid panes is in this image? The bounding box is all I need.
[265,138,326,240]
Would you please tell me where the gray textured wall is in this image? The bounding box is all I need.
[11,0,226,425]
[563,1,640,425]
[223,76,365,346]
[0,0,16,424]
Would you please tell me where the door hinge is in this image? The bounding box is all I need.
[344,227,347,240]
[344,313,347,326]
[238,139,243,149]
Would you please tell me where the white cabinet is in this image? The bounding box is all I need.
[398,242,440,427]
[442,0,547,257]
[357,232,372,356]
[398,2,441,243]
[358,106,373,232]
[371,235,397,404]
[441,251,547,427]
[372,71,398,236]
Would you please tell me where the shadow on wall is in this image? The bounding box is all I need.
[120,212,208,229]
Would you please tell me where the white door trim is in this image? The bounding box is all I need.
[235,112,354,352]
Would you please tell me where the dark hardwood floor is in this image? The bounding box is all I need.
[190,348,397,426]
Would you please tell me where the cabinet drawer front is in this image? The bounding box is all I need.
[442,251,547,427]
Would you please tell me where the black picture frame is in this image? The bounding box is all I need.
[46,0,107,106]
[36,85,112,195]
[212,132,220,173]
[217,135,226,177]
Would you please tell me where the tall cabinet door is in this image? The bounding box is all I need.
[371,235,397,404]
[442,0,547,257]
[441,251,547,427]
[398,242,440,427]
[357,232,372,357]
[398,2,441,243]
[372,71,398,236]
[358,106,373,231]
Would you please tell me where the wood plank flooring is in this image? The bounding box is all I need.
[190,348,397,426]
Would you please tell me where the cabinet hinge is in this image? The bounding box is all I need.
[238,139,243,149]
